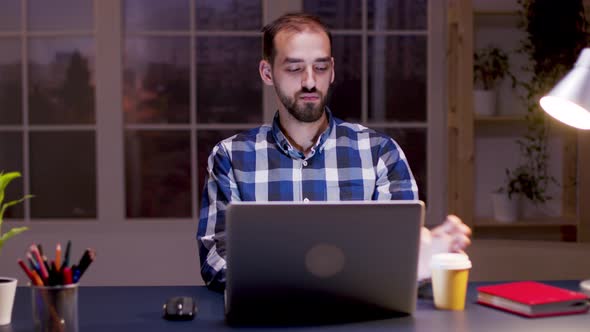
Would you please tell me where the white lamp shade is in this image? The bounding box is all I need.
[540,48,590,130]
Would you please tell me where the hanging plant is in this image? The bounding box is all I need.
[504,0,590,204]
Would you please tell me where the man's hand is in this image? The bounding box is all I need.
[430,214,472,253]
[417,215,472,281]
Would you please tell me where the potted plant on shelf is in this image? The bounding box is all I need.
[0,171,32,326]
[492,166,553,223]
[473,46,515,116]
[493,0,590,222]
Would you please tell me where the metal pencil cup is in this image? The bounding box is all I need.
[31,283,79,332]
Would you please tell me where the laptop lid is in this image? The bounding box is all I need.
[224,200,425,324]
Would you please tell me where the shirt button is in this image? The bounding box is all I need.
[303,198,310,202]
[302,160,308,166]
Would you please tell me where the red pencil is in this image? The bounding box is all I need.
[62,267,73,284]
[17,259,37,285]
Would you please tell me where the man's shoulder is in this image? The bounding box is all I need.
[332,117,393,142]
[217,124,272,148]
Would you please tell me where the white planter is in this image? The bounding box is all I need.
[474,89,497,116]
[491,192,521,223]
[0,277,17,325]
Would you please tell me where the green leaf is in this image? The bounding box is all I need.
[0,171,31,255]
[0,195,33,221]
[0,172,21,206]
[0,226,28,254]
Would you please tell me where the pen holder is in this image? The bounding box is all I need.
[31,283,78,332]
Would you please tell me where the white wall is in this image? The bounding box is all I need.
[0,221,204,286]
[469,240,590,282]
[6,225,590,285]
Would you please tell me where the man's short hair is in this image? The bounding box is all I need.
[261,12,332,65]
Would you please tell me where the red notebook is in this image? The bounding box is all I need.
[477,281,589,318]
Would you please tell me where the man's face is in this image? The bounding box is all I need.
[263,29,334,123]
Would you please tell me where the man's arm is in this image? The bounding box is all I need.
[196,143,239,291]
[372,137,418,200]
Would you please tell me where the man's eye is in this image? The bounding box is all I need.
[315,66,328,71]
[286,67,302,72]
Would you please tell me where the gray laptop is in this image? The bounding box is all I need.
[224,200,425,324]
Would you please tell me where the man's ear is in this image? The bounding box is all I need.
[330,57,335,84]
[259,60,274,86]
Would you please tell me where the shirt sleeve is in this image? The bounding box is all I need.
[372,136,419,200]
[196,142,240,291]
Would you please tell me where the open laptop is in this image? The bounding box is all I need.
[224,200,425,324]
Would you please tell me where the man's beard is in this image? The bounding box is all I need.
[276,87,329,123]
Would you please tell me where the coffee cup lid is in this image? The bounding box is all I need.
[430,253,472,270]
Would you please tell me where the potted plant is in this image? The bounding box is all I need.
[492,166,553,222]
[473,46,515,116]
[0,171,32,325]
[494,0,590,221]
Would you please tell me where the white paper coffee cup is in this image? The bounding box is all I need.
[430,253,472,310]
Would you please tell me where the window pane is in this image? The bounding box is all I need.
[125,131,191,218]
[383,128,426,202]
[329,36,361,122]
[196,129,242,205]
[368,0,427,30]
[28,38,95,124]
[124,37,190,124]
[124,0,189,31]
[0,1,20,31]
[303,0,362,30]
[0,38,22,124]
[0,132,24,218]
[368,36,426,122]
[195,0,261,30]
[196,37,262,123]
[28,0,93,31]
[30,131,96,218]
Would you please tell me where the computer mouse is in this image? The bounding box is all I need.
[162,296,197,321]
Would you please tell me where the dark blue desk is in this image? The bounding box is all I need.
[2,281,589,331]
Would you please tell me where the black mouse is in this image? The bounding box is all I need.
[163,296,197,321]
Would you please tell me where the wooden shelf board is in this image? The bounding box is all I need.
[474,10,518,16]
[474,115,525,123]
[474,216,577,228]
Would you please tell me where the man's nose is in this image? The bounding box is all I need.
[301,67,316,90]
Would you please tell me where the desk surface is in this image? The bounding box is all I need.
[2,281,589,332]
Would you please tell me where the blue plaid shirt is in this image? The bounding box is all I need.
[196,109,418,290]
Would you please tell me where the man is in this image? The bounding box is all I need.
[197,13,471,291]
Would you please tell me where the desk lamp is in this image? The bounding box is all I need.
[540,48,590,129]
[539,48,590,294]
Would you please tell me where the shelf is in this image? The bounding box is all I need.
[474,216,577,228]
[474,115,577,135]
[474,10,518,16]
[473,216,577,242]
[474,116,527,134]
[474,115,525,123]
[474,10,519,27]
